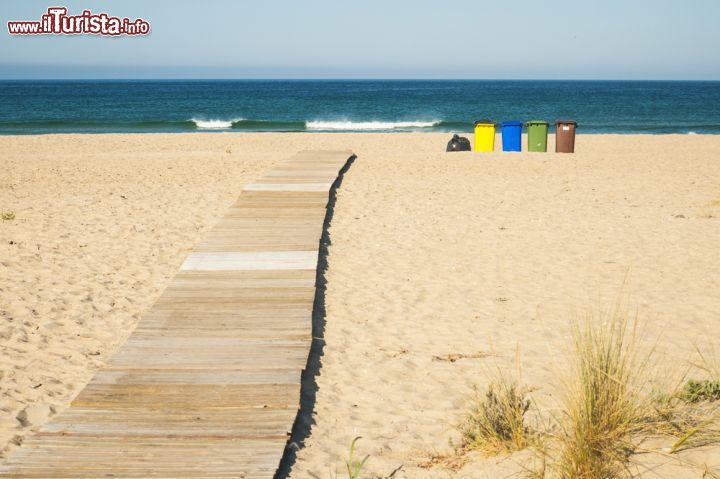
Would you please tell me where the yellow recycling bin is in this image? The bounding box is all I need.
[474,119,496,152]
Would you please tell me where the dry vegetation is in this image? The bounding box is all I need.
[459,374,532,455]
[447,307,720,478]
[553,311,647,478]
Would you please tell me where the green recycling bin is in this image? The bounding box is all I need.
[527,121,549,152]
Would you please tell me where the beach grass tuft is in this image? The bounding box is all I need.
[460,374,531,455]
[1,211,16,221]
[330,437,403,479]
[554,309,647,478]
[688,343,720,393]
[660,344,720,452]
[417,305,720,477]
[529,308,720,478]
[335,436,369,479]
[678,380,720,403]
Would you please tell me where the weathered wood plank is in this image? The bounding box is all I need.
[181,251,319,271]
[0,150,353,478]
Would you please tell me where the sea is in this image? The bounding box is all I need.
[1,80,719,135]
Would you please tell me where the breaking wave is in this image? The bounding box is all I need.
[190,118,243,129]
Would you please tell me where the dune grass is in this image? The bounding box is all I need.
[340,437,369,479]
[533,310,719,477]
[331,436,404,479]
[443,305,719,477]
[459,374,531,455]
[682,345,720,403]
[553,310,648,478]
[679,380,720,403]
[661,344,720,454]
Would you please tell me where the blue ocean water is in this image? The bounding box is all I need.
[1,80,719,135]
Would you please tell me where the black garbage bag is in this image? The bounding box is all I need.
[446,134,471,152]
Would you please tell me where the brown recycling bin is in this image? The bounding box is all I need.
[555,120,577,153]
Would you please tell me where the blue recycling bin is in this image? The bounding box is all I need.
[501,121,523,152]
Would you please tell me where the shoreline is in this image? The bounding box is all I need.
[0,131,717,137]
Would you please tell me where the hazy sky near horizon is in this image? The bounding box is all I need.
[1,0,719,80]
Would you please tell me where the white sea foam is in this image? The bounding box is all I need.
[688,131,697,135]
[306,120,440,130]
[191,118,241,129]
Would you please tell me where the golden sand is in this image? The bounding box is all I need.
[1,133,719,477]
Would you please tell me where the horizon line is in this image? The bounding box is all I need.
[2,78,720,82]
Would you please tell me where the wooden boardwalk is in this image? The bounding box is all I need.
[1,150,355,478]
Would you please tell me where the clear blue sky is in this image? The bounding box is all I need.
[2,0,719,80]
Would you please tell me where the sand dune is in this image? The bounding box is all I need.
[1,133,719,477]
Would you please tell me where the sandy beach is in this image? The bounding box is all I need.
[1,133,719,477]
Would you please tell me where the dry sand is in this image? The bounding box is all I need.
[1,133,719,477]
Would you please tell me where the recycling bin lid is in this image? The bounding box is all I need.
[501,121,524,127]
[555,120,578,126]
[527,120,549,125]
[474,119,495,126]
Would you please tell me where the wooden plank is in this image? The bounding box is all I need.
[243,182,333,192]
[39,407,298,437]
[0,150,353,478]
[1,438,284,478]
[71,383,299,409]
[180,251,319,271]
